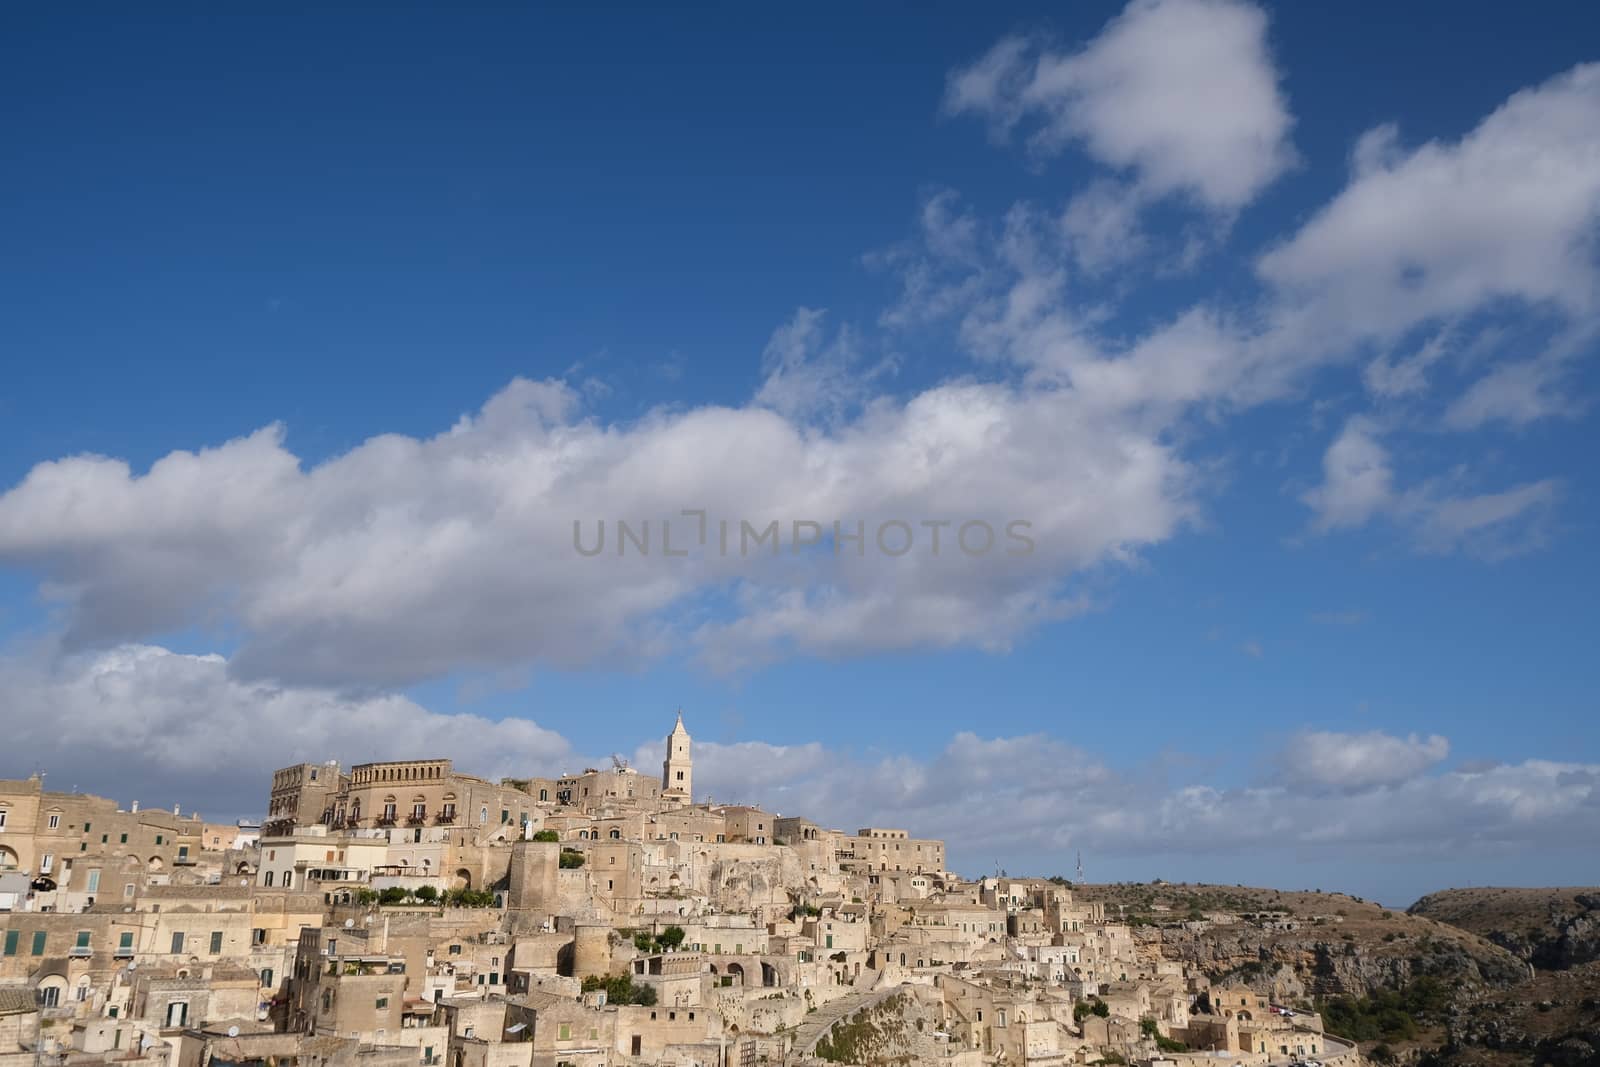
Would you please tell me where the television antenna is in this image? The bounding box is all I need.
[611,754,629,772]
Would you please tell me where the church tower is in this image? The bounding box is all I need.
[662,710,692,804]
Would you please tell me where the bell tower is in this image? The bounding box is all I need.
[662,709,692,803]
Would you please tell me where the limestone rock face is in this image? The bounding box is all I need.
[1411,888,1600,971]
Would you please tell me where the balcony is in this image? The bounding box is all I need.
[69,946,94,958]
[114,947,135,959]
[375,816,397,828]
[435,811,456,825]
[405,813,427,827]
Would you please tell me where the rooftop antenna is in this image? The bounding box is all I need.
[610,754,629,772]
[1076,851,1085,884]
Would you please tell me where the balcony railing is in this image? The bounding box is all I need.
[68,946,94,958]
[376,815,397,827]
[436,811,456,825]
[406,813,427,826]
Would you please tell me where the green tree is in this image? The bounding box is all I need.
[531,829,560,842]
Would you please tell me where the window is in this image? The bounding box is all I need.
[48,814,60,829]
[558,1024,571,1040]
[3,931,17,956]
[87,869,101,893]
[263,871,274,887]
[155,835,163,845]
[376,997,389,1009]
[32,931,47,956]
[76,931,91,949]
[40,853,53,873]
[209,931,223,953]
[119,932,134,952]
[124,883,136,898]
[40,986,60,1008]
[178,846,189,861]
[120,833,127,844]
[171,932,185,954]
[166,1001,188,1027]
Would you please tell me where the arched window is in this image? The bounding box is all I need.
[609,829,621,839]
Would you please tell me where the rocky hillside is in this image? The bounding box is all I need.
[1410,887,1600,971]
[1079,883,1529,999]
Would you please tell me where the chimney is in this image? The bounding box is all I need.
[131,801,139,813]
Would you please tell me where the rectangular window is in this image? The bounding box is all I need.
[119,932,134,951]
[376,997,388,1009]
[171,932,184,954]
[3,931,17,955]
[40,853,54,873]
[178,846,189,861]
[48,814,60,829]
[32,931,47,956]
[76,930,91,948]
[209,931,223,953]
[155,835,163,845]
[120,833,127,844]
[87,869,101,893]
[558,1024,570,1040]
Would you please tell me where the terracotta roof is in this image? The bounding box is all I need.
[0,987,38,1015]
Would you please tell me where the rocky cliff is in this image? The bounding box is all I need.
[1410,887,1600,972]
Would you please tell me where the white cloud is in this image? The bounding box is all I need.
[0,643,577,814]
[1279,730,1449,791]
[1258,64,1600,349]
[946,0,1295,212]
[0,371,1196,688]
[1300,417,1559,557]
[753,308,893,423]
[1301,417,1395,533]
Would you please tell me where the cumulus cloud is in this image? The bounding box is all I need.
[1300,417,1559,557]
[1257,63,1600,353]
[0,370,1196,687]
[0,643,577,815]
[1278,729,1449,791]
[945,0,1295,212]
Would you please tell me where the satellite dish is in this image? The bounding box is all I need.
[344,918,355,928]
[227,1026,240,1038]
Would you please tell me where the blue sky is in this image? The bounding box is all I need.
[2,1,1598,905]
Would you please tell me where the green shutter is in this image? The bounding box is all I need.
[3,931,17,955]
[31,931,47,955]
